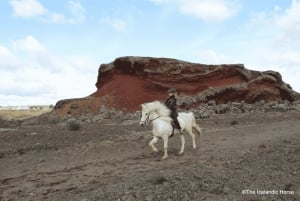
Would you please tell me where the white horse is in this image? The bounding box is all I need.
[139,101,202,159]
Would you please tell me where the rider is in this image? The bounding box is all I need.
[165,87,182,136]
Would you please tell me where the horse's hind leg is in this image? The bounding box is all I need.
[179,134,185,155]
[187,128,197,149]
[149,137,159,152]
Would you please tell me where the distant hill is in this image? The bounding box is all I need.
[52,56,299,116]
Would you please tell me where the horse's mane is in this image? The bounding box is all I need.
[143,101,171,117]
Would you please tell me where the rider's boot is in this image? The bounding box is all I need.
[170,126,175,138]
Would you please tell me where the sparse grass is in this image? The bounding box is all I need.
[0,109,51,120]
[66,119,82,131]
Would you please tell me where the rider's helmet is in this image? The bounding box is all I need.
[167,87,176,93]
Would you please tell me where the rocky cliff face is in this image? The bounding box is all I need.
[53,56,298,115]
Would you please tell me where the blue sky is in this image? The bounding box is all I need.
[0,0,300,106]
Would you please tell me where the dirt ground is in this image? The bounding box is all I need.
[0,111,299,201]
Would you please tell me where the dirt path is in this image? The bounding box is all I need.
[0,111,299,201]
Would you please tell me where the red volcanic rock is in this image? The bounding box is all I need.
[53,56,298,115]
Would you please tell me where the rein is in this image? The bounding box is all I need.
[140,112,161,124]
[149,115,161,122]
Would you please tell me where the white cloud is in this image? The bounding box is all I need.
[178,0,238,21]
[0,45,14,60]
[13,35,45,53]
[9,0,86,24]
[68,0,86,24]
[274,5,281,12]
[275,0,300,45]
[0,94,56,107]
[248,12,272,28]
[148,0,238,21]
[100,17,127,32]
[249,0,300,45]
[0,45,19,68]
[48,13,66,23]
[45,0,86,24]
[272,51,300,67]
[0,36,97,106]
[9,0,48,18]
[44,1,86,24]
[276,0,300,29]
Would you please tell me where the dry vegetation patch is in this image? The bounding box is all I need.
[0,109,51,120]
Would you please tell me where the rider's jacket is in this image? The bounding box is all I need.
[165,95,177,116]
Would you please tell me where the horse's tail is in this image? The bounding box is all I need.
[190,112,202,137]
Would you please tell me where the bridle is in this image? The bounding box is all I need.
[140,110,161,125]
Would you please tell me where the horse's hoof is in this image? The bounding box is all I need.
[162,155,168,159]
[178,152,184,156]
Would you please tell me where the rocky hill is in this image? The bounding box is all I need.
[52,56,299,116]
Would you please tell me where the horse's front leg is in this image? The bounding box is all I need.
[149,136,159,152]
[162,135,169,159]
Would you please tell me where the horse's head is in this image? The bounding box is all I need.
[140,101,171,126]
[139,104,150,127]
